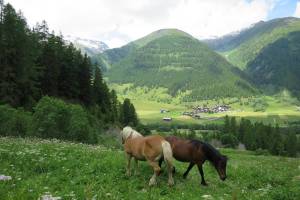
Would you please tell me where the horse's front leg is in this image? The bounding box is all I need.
[126,153,132,176]
[134,158,139,175]
[183,162,195,179]
[197,164,207,186]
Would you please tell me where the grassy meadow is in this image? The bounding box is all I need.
[1,137,299,200]
[111,83,300,125]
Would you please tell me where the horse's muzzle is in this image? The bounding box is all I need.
[221,176,227,181]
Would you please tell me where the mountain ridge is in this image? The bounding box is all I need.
[203,17,300,69]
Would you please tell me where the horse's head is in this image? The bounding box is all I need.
[216,155,227,181]
[120,126,142,144]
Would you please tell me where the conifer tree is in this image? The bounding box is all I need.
[109,89,119,123]
[285,131,297,157]
[223,115,230,134]
[121,98,138,126]
[230,117,237,135]
[270,124,284,155]
[0,4,38,108]
[78,54,92,106]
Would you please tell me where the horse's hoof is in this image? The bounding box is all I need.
[183,174,187,179]
[201,182,208,186]
[126,172,131,177]
[149,178,157,186]
[149,181,157,187]
[168,179,174,186]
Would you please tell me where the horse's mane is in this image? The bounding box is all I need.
[122,126,143,141]
[190,140,226,168]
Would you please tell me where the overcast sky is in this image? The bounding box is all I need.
[6,0,300,48]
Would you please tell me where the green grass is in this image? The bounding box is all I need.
[0,137,299,199]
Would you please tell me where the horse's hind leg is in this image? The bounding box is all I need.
[158,157,163,168]
[147,160,161,186]
[197,164,207,186]
[160,158,176,175]
[183,162,195,179]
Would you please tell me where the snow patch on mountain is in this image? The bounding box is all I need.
[65,35,109,56]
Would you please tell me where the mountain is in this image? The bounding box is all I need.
[99,29,257,101]
[246,31,300,96]
[204,17,300,69]
[95,29,193,71]
[65,35,109,57]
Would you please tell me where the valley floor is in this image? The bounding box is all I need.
[111,83,300,125]
[132,97,300,125]
[0,137,299,199]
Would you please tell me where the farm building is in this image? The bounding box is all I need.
[162,117,172,122]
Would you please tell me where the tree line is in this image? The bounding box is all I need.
[222,116,299,157]
[0,2,139,143]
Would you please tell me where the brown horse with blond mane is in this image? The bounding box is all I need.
[120,126,174,186]
[160,136,227,186]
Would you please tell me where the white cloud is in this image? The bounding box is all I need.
[295,1,300,17]
[6,0,277,47]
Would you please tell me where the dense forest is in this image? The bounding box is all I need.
[221,116,299,157]
[0,2,140,143]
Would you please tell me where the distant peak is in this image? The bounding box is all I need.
[148,28,193,38]
[133,28,195,47]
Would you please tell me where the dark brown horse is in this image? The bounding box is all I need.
[159,136,228,186]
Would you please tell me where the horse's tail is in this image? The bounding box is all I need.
[161,141,173,170]
[161,140,174,185]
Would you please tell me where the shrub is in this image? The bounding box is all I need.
[0,105,32,137]
[32,96,98,144]
[220,133,238,148]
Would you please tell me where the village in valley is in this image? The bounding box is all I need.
[161,104,231,121]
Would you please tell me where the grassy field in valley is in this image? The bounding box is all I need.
[111,83,300,125]
[132,97,300,125]
[0,137,299,200]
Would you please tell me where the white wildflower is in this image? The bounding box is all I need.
[39,194,62,200]
[202,194,213,199]
[0,175,12,181]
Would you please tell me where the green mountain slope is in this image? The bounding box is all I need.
[94,29,192,71]
[246,31,300,97]
[101,29,257,101]
[204,17,300,69]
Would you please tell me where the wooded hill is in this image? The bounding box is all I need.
[0,2,141,143]
[96,29,258,101]
[204,17,300,97]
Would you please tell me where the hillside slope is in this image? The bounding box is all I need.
[204,17,300,69]
[1,137,299,200]
[246,31,300,96]
[100,29,257,100]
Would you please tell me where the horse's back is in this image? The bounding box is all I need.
[125,135,166,161]
[143,135,166,157]
[165,136,205,163]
